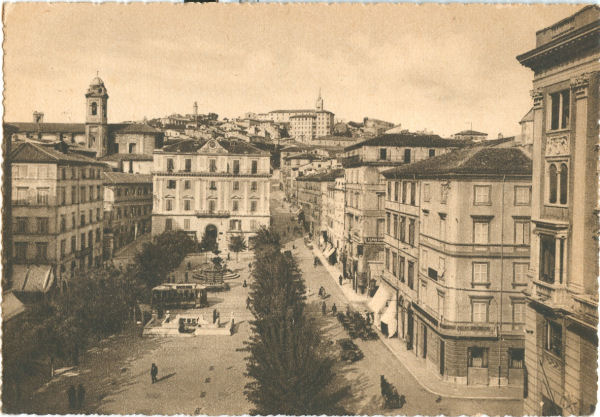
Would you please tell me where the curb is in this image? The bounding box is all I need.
[311,243,522,402]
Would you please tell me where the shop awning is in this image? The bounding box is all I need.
[324,245,336,258]
[11,264,55,293]
[2,291,26,321]
[380,298,398,337]
[368,285,389,314]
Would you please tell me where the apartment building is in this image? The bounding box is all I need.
[380,146,532,387]
[341,133,466,295]
[517,6,599,415]
[102,172,153,258]
[10,142,106,294]
[152,138,271,252]
[324,175,346,263]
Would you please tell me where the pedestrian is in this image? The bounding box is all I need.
[246,296,251,309]
[322,301,327,316]
[227,253,230,261]
[339,275,343,285]
[213,309,217,323]
[76,383,85,410]
[67,385,76,410]
[151,363,158,384]
[332,303,337,315]
[242,279,247,288]
[248,262,251,270]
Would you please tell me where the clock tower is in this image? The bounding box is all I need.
[85,75,109,157]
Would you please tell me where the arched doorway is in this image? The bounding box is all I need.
[202,224,218,252]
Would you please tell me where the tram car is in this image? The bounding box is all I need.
[151,283,208,310]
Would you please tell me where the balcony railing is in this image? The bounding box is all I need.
[420,234,530,257]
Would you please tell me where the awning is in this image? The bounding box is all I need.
[324,245,336,258]
[368,285,389,314]
[380,298,398,337]
[2,292,26,321]
[11,264,55,293]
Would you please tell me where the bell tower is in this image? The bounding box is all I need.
[85,74,109,157]
[315,88,323,111]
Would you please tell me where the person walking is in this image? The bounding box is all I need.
[332,303,337,316]
[246,296,251,309]
[67,385,76,410]
[76,384,85,410]
[339,275,343,285]
[151,363,158,384]
[321,301,327,316]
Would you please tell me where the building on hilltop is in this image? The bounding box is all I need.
[380,146,532,387]
[517,5,599,415]
[10,141,107,294]
[451,130,488,142]
[152,138,271,252]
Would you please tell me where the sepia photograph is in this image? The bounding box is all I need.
[1,3,598,416]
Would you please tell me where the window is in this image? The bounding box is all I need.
[89,185,94,201]
[559,163,568,205]
[509,348,524,369]
[387,182,392,200]
[539,234,556,284]
[513,263,528,285]
[472,263,489,285]
[408,219,415,246]
[36,188,49,205]
[128,143,136,153]
[80,214,85,227]
[16,187,28,205]
[60,240,66,257]
[410,182,416,205]
[71,236,76,253]
[514,220,530,245]
[468,347,488,367]
[37,217,49,234]
[167,180,176,189]
[209,181,217,190]
[545,320,562,357]
[250,200,257,212]
[16,217,27,233]
[404,149,411,163]
[88,231,93,248]
[400,216,406,242]
[549,90,570,130]
[251,181,258,191]
[166,199,173,211]
[399,256,405,282]
[167,158,174,172]
[394,182,399,202]
[428,149,435,158]
[385,248,390,271]
[209,159,217,173]
[439,215,447,241]
[512,301,526,325]
[184,219,191,230]
[96,208,101,222]
[548,164,557,203]
[15,242,27,260]
[473,221,489,244]
[548,162,568,205]
[379,148,387,160]
[36,242,48,261]
[71,212,76,229]
[423,184,431,202]
[165,218,173,231]
[232,160,240,174]
[232,200,239,212]
[59,187,66,205]
[402,182,407,204]
[419,280,426,304]
[185,158,192,172]
[251,160,258,174]
[183,199,191,211]
[91,102,97,115]
[515,186,531,206]
[437,292,445,316]
[474,185,491,205]
[96,229,101,242]
[386,213,391,235]
[393,214,398,239]
[421,249,428,271]
[407,261,414,289]
[471,301,489,323]
[184,180,191,190]
[208,200,216,213]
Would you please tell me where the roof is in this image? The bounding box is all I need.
[454,130,488,136]
[284,152,321,161]
[2,292,26,321]
[382,146,532,179]
[109,123,162,135]
[103,171,152,184]
[160,138,266,155]
[269,109,315,114]
[520,108,534,123]
[11,265,55,293]
[344,133,468,151]
[10,122,85,134]
[10,142,106,166]
[313,135,356,142]
[297,169,345,182]
[100,153,154,162]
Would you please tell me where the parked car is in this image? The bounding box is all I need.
[337,338,364,363]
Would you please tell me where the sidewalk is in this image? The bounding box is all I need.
[311,244,523,401]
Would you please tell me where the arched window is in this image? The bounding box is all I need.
[559,163,568,205]
[548,164,557,204]
[91,102,97,116]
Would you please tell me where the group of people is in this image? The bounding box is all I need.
[66,384,85,411]
[321,301,337,316]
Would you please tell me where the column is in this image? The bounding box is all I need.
[554,237,562,285]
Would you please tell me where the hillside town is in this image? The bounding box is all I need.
[1,5,598,417]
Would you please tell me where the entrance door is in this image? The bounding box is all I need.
[422,325,427,358]
[440,340,445,375]
[407,310,414,350]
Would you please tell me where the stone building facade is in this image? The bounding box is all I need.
[152,138,271,252]
[517,6,599,415]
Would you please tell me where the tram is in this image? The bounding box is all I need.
[151,283,208,310]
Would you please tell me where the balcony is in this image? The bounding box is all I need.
[419,234,530,258]
[195,210,230,218]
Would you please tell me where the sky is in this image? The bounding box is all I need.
[3,3,582,137]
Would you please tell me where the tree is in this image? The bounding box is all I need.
[244,229,348,415]
[229,235,247,261]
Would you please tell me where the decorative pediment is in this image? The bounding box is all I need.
[199,139,227,154]
[545,135,570,157]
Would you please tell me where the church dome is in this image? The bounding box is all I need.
[90,76,104,86]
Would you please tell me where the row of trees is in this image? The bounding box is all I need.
[244,227,348,415]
